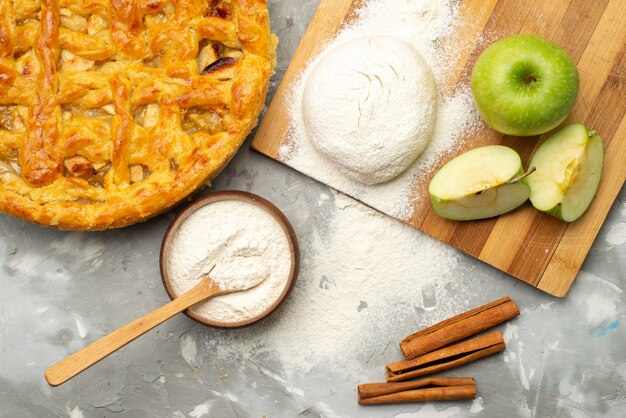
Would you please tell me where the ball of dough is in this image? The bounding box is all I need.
[302,35,438,184]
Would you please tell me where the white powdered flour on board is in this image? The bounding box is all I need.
[201,192,467,373]
[280,0,483,219]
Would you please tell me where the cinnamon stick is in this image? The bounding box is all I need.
[358,377,476,405]
[400,296,519,359]
[387,331,505,382]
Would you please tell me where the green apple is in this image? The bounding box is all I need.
[471,34,579,136]
[429,145,531,221]
[527,123,604,222]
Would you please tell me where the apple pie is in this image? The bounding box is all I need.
[0,0,277,229]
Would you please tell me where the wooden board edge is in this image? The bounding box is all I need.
[537,116,626,297]
[251,0,625,298]
[251,0,356,158]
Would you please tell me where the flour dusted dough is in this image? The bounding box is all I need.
[302,36,437,184]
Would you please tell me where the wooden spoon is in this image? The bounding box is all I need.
[45,275,262,387]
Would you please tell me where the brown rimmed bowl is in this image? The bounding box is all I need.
[160,191,299,328]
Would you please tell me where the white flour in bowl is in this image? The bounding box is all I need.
[280,0,482,219]
[166,200,292,324]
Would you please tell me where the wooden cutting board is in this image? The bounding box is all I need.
[251,0,626,297]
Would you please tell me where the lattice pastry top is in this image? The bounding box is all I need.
[0,0,276,229]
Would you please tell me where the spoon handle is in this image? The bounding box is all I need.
[45,278,222,387]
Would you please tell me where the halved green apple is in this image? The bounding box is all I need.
[527,123,604,222]
[429,145,531,221]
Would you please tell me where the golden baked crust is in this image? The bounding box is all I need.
[0,0,276,230]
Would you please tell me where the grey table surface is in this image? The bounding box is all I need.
[1,2,624,417]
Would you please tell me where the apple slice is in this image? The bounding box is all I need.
[429,145,531,221]
[527,123,604,222]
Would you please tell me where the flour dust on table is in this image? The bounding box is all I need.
[193,192,467,375]
[280,0,482,219]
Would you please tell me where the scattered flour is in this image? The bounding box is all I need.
[180,332,198,368]
[606,222,626,246]
[280,0,482,219]
[581,286,621,325]
[470,397,486,413]
[202,192,464,373]
[188,401,213,418]
[66,405,85,418]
